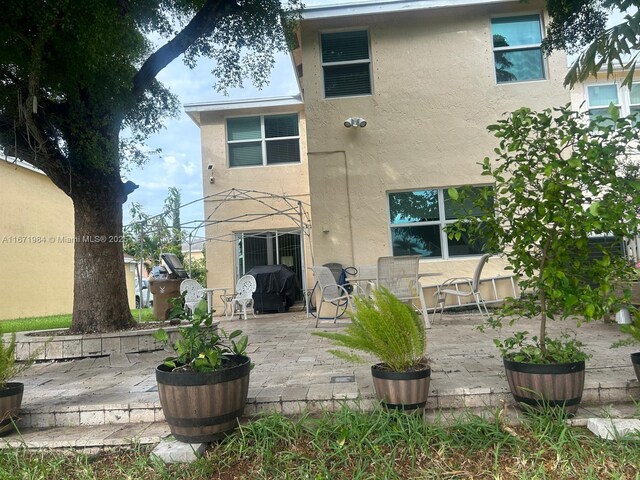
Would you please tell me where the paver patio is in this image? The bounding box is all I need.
[2,309,639,448]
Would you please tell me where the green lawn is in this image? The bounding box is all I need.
[0,308,156,333]
[1,406,639,479]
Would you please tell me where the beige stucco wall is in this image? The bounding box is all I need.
[299,2,571,282]
[195,105,313,301]
[0,161,75,319]
[0,161,137,320]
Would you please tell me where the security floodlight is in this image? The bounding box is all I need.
[344,117,368,128]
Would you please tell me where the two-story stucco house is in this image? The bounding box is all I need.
[187,0,573,312]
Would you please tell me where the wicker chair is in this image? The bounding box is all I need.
[376,255,431,328]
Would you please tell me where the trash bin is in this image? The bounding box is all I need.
[148,278,183,321]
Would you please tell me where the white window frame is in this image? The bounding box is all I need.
[226,113,300,168]
[320,28,373,99]
[387,187,488,260]
[585,83,621,118]
[583,81,640,119]
[491,13,546,84]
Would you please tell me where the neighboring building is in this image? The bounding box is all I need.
[570,69,640,263]
[188,0,572,309]
[0,158,138,321]
[570,72,640,121]
[181,237,206,262]
[0,158,75,319]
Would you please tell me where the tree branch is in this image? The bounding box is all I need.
[132,0,240,98]
[0,113,71,193]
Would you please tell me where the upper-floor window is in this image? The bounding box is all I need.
[227,114,300,167]
[586,84,619,121]
[491,14,545,84]
[388,187,490,259]
[321,30,372,98]
[586,83,640,120]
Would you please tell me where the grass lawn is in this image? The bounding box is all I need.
[1,406,639,479]
[0,308,156,333]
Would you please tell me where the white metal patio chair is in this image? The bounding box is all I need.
[180,279,205,315]
[311,266,360,328]
[434,253,491,321]
[376,255,431,328]
[228,275,257,320]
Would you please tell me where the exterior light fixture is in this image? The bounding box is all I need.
[343,117,367,128]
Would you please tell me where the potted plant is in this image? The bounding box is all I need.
[314,287,430,411]
[0,333,40,435]
[153,299,250,443]
[620,314,640,382]
[448,105,640,414]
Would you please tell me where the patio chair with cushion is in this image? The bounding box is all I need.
[228,274,257,320]
[311,266,360,328]
[376,255,431,328]
[433,253,491,321]
[180,279,205,315]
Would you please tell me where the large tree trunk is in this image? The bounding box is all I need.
[69,171,134,333]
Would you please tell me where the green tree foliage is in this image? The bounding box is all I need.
[542,0,640,86]
[186,255,208,287]
[448,105,640,359]
[0,1,301,332]
[165,187,183,256]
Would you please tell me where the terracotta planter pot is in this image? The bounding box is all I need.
[631,353,640,383]
[503,359,585,414]
[371,363,431,411]
[0,382,24,436]
[156,355,250,443]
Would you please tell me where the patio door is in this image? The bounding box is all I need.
[235,230,303,300]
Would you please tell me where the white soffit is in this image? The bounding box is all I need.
[184,95,303,113]
[301,0,515,20]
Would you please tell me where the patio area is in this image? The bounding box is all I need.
[2,309,639,448]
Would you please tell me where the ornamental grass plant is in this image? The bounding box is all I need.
[314,287,427,372]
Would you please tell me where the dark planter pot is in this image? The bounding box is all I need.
[156,355,250,443]
[631,353,640,383]
[503,359,585,414]
[371,363,431,411]
[0,382,24,436]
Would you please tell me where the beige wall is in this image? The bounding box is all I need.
[300,3,571,281]
[196,105,313,299]
[0,161,75,319]
[0,161,137,320]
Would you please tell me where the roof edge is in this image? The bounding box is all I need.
[301,0,515,20]
[184,95,303,113]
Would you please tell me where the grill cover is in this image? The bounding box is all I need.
[246,265,300,313]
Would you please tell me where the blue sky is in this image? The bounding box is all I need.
[121,51,299,231]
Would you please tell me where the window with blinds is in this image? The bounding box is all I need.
[321,30,372,98]
[227,114,300,167]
